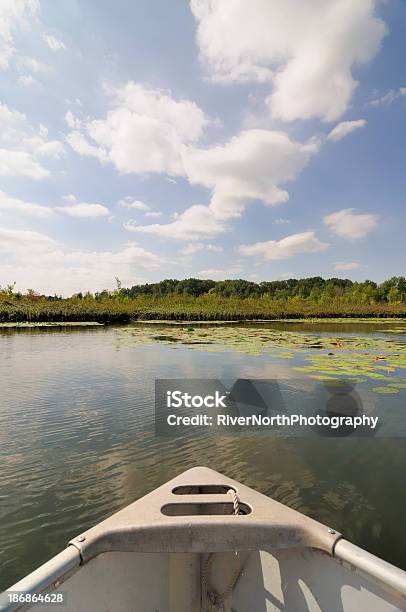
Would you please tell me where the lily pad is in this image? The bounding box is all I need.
[115,322,406,390]
[372,387,400,395]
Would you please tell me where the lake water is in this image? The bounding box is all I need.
[1,321,406,590]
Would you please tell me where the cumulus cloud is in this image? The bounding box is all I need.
[66,81,209,175]
[334,261,364,271]
[0,103,64,179]
[324,208,378,239]
[0,226,163,295]
[118,197,149,211]
[0,192,112,220]
[328,119,367,142]
[43,33,66,51]
[273,218,290,225]
[118,199,163,218]
[64,110,81,129]
[57,195,109,218]
[198,266,242,279]
[58,204,109,218]
[190,0,386,121]
[16,56,47,74]
[66,79,320,241]
[368,87,406,108]
[134,128,318,239]
[179,242,223,255]
[122,220,137,232]
[133,205,225,241]
[0,0,39,69]
[239,231,329,260]
[183,129,319,220]
[0,150,48,179]
[66,130,108,163]
[0,226,54,254]
[18,74,37,86]
[0,191,52,217]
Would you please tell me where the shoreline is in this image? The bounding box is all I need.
[1,317,405,329]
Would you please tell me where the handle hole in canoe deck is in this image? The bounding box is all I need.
[161,502,252,516]
[172,485,237,495]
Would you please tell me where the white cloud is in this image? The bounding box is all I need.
[64,111,81,129]
[0,0,39,69]
[43,33,66,51]
[134,204,224,241]
[36,140,64,158]
[16,56,47,74]
[134,128,317,240]
[118,197,149,211]
[324,208,378,239]
[122,220,137,232]
[119,200,163,220]
[18,74,36,86]
[0,226,54,254]
[179,242,223,255]
[66,130,108,163]
[0,192,112,220]
[0,191,52,217]
[190,0,386,121]
[334,262,364,271]
[57,195,109,218]
[0,150,48,179]
[368,87,406,108]
[0,103,64,179]
[58,203,110,218]
[327,119,367,142]
[273,218,290,225]
[67,81,209,175]
[239,231,329,260]
[198,266,242,279]
[0,227,163,295]
[184,129,319,220]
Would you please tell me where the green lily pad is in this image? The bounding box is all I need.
[372,387,400,395]
[115,323,406,391]
[308,375,339,381]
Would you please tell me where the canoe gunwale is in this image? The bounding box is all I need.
[0,547,80,612]
[67,467,341,562]
[2,467,406,610]
[334,539,406,600]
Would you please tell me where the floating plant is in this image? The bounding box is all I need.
[114,323,406,391]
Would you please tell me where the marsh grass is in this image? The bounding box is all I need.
[1,293,406,323]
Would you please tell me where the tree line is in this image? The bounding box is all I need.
[1,276,405,322]
[1,276,405,304]
[108,276,406,304]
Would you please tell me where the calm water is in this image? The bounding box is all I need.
[1,322,406,590]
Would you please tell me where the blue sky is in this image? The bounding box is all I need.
[0,0,405,295]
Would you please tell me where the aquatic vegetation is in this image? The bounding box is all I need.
[115,323,406,392]
[372,387,400,395]
[1,288,406,324]
[0,321,102,328]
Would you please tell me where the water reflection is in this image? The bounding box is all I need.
[0,323,405,590]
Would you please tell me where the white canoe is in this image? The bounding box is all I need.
[1,466,406,612]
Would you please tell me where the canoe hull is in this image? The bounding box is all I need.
[2,467,406,612]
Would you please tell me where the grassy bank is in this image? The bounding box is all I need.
[1,294,405,323]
